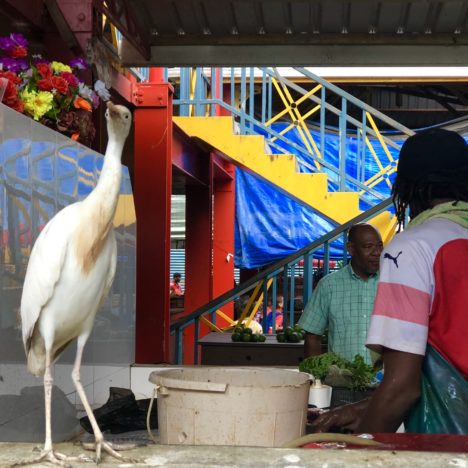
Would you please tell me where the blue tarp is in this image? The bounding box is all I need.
[235,124,401,269]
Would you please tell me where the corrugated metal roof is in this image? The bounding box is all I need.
[110,0,468,66]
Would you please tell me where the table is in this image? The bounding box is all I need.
[198,332,304,366]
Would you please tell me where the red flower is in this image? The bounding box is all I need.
[36,62,52,79]
[37,76,69,94]
[7,96,24,113]
[0,70,22,85]
[2,79,17,100]
[9,45,27,58]
[51,76,69,94]
[2,80,23,112]
[37,78,53,91]
[60,71,79,87]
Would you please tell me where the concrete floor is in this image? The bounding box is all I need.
[1,442,467,467]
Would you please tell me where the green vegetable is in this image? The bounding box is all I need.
[349,354,375,391]
[276,332,286,343]
[299,352,375,391]
[231,333,242,342]
[299,352,348,380]
[288,331,301,343]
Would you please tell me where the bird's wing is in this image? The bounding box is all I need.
[98,230,117,310]
[20,204,80,350]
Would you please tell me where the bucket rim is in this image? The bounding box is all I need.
[149,366,311,388]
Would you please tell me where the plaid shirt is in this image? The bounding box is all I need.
[298,264,378,364]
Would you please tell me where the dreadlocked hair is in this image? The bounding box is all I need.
[392,166,468,231]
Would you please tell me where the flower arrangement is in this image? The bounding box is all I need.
[0,33,110,146]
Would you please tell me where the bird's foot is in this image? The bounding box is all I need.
[12,448,90,468]
[81,440,142,464]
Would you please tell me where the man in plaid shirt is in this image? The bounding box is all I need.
[298,223,383,365]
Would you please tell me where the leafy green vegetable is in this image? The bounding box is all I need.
[299,352,348,380]
[299,352,376,391]
[349,354,375,391]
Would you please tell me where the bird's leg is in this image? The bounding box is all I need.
[13,352,88,468]
[72,339,140,464]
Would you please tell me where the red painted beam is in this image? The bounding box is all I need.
[111,68,133,104]
[172,126,209,186]
[212,156,235,322]
[45,0,93,54]
[184,180,212,364]
[133,82,173,363]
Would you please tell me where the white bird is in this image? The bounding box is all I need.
[18,101,133,466]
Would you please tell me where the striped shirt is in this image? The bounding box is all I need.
[299,264,378,364]
[367,217,468,379]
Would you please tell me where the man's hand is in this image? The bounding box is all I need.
[310,399,370,433]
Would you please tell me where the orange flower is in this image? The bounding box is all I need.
[73,96,92,112]
[71,133,79,141]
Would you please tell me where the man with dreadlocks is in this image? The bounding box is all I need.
[311,128,468,434]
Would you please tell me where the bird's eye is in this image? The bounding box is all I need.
[105,111,109,118]
[124,114,129,119]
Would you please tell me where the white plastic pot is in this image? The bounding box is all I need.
[150,367,310,447]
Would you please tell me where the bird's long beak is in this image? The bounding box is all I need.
[106,101,119,118]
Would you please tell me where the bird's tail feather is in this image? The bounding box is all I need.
[26,339,46,377]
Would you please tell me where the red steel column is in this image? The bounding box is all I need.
[133,81,173,363]
[149,68,165,82]
[184,181,212,364]
[212,157,235,321]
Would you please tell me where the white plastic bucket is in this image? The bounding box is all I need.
[150,367,310,447]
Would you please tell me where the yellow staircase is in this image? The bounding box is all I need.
[174,116,395,243]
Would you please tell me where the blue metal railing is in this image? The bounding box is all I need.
[170,67,415,211]
[130,66,413,211]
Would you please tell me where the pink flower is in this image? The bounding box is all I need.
[60,71,79,87]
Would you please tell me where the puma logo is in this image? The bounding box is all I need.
[384,251,402,268]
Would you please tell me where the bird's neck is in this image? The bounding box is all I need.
[86,137,124,219]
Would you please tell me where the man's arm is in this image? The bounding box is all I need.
[357,347,423,433]
[311,347,423,433]
[304,332,323,358]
